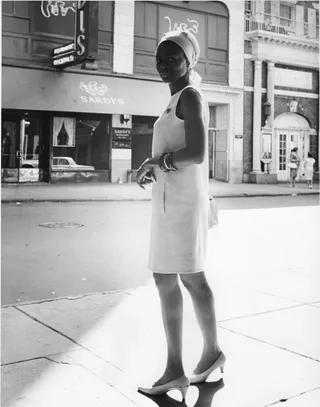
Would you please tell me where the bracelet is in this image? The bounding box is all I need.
[166,152,178,171]
[159,153,169,172]
[159,152,178,172]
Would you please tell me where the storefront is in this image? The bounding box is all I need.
[2,66,169,183]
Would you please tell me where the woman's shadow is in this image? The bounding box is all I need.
[138,378,224,407]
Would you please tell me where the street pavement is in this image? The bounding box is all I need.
[1,178,319,202]
[1,196,320,406]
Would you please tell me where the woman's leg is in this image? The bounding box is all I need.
[180,272,220,374]
[290,169,294,187]
[292,169,297,187]
[153,273,185,385]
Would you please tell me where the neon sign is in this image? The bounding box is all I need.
[52,1,89,68]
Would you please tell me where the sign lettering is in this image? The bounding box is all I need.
[53,42,75,56]
[53,54,75,66]
[164,16,199,34]
[52,1,88,68]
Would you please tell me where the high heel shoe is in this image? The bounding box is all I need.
[190,351,226,384]
[138,375,190,400]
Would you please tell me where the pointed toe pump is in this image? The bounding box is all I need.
[190,351,226,384]
[138,375,190,400]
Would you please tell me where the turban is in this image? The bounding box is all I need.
[156,30,202,84]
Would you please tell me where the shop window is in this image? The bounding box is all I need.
[134,1,229,84]
[53,117,111,171]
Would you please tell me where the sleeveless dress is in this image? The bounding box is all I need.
[304,157,315,180]
[148,85,209,274]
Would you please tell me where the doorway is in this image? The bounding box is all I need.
[275,113,311,182]
[209,128,229,181]
[2,114,44,183]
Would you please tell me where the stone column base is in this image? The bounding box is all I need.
[249,172,278,184]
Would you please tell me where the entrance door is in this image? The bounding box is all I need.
[213,129,228,181]
[277,130,309,181]
[2,117,20,182]
[2,115,41,183]
[278,132,288,181]
[19,117,41,182]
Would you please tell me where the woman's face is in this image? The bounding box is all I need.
[156,41,189,84]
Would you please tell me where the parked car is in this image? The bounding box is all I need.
[52,157,95,171]
[20,156,94,171]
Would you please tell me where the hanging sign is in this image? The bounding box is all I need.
[112,128,132,149]
[52,1,89,68]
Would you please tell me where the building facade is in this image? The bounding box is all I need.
[1,1,318,184]
[244,0,319,183]
[1,0,245,183]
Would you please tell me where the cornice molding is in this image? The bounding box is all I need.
[245,31,319,51]
[201,83,243,95]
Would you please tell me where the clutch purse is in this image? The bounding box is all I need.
[208,195,219,229]
[288,163,297,169]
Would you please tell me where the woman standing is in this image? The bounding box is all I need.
[289,147,300,188]
[136,30,225,400]
[303,152,316,189]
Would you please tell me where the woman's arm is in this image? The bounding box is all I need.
[139,89,205,172]
[137,88,206,187]
[172,88,206,167]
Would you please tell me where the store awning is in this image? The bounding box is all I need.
[2,66,170,117]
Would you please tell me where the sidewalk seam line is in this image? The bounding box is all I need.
[2,289,135,308]
[13,306,123,373]
[217,303,307,323]
[218,325,320,363]
[44,356,138,405]
[264,386,320,406]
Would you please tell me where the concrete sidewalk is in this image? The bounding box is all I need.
[2,265,320,406]
[1,179,319,202]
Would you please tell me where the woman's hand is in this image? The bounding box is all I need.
[136,158,157,189]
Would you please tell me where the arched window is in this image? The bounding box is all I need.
[134,1,229,85]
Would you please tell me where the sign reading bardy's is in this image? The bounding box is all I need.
[52,1,90,68]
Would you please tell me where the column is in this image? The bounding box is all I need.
[251,60,262,174]
[267,61,276,175]
[113,0,135,74]
[267,61,275,127]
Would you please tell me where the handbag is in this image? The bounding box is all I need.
[288,162,297,169]
[208,195,219,229]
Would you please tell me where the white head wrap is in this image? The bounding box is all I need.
[156,30,202,85]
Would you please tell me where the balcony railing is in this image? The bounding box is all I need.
[245,13,319,41]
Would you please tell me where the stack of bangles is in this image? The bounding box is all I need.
[159,152,178,172]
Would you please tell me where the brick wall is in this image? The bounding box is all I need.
[243,91,253,174]
[244,59,267,89]
[244,40,252,54]
[244,59,253,87]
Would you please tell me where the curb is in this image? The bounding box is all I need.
[1,191,319,203]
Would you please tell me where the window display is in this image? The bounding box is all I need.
[53,117,111,172]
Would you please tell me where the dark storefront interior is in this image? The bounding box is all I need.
[1,111,112,183]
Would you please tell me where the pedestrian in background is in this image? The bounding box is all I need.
[303,152,315,189]
[136,30,225,401]
[288,147,300,188]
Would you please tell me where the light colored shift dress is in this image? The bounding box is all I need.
[304,157,315,180]
[148,84,209,274]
